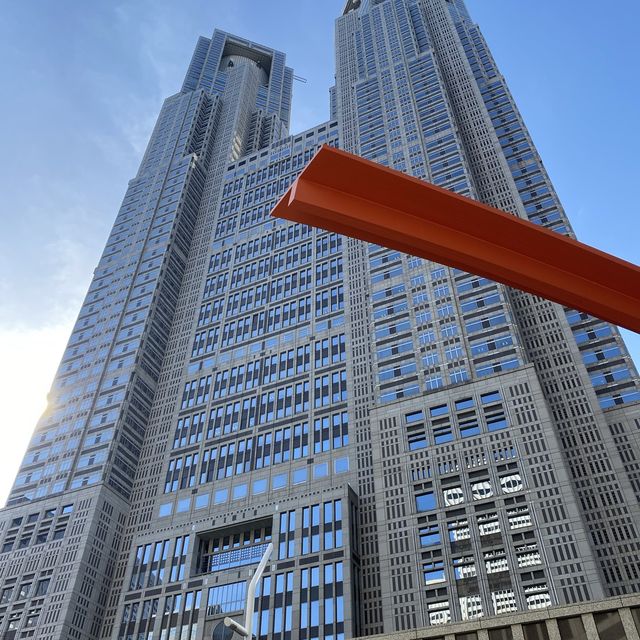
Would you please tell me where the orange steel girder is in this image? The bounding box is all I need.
[272,145,640,333]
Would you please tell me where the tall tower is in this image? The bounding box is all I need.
[0,3,639,639]
[335,0,640,632]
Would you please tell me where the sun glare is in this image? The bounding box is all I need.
[0,324,70,504]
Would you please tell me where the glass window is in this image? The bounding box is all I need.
[481,390,501,404]
[18,582,32,599]
[408,432,427,450]
[177,498,190,513]
[232,484,248,500]
[522,623,550,640]
[443,487,465,506]
[423,352,440,367]
[434,423,453,443]
[450,368,469,384]
[557,617,587,640]
[516,544,541,568]
[314,462,328,479]
[334,457,349,474]
[478,512,501,537]
[423,560,445,584]
[500,474,523,493]
[159,502,172,517]
[207,580,247,614]
[415,492,436,512]
[35,578,50,597]
[459,416,481,437]
[293,468,307,484]
[419,524,440,547]
[214,488,228,504]
[454,557,477,581]
[428,602,451,625]
[430,404,449,417]
[508,506,532,530]
[594,611,625,640]
[471,481,493,500]
[252,478,267,495]
[52,528,65,541]
[420,330,436,344]
[272,473,287,490]
[492,589,517,614]
[488,415,508,431]
[26,614,39,627]
[194,494,209,510]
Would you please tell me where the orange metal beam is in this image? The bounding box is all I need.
[272,145,640,333]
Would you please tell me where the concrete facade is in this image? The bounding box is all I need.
[357,594,640,640]
[1,2,639,640]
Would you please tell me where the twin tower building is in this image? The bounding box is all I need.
[1,1,639,638]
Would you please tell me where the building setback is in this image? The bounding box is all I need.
[1,1,639,639]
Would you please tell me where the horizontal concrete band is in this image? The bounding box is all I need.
[353,594,640,640]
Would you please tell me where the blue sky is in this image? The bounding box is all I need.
[0,0,638,502]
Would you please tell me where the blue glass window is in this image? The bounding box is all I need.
[252,479,267,495]
[419,524,441,547]
[416,492,436,512]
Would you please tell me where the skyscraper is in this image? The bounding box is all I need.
[1,0,639,638]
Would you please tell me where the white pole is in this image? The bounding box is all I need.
[244,542,272,640]
[223,542,273,639]
[223,617,248,637]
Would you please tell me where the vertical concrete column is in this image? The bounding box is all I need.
[620,608,640,640]
[545,619,561,640]
[581,613,600,640]
[511,625,525,640]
